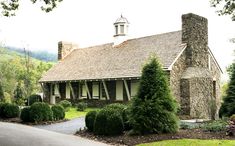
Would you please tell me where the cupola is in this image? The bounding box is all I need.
[113,15,129,46]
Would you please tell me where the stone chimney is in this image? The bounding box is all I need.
[182,13,208,68]
[58,41,78,61]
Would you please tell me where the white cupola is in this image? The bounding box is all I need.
[113,15,129,46]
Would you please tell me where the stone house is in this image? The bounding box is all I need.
[39,13,222,119]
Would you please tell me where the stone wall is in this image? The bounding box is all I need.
[58,41,78,61]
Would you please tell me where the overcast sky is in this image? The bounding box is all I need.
[0,0,234,81]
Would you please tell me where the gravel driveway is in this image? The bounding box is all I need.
[34,117,85,134]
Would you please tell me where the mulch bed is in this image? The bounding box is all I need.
[0,117,68,125]
[76,129,235,146]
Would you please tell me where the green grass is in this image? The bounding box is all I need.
[138,139,235,146]
[65,107,99,120]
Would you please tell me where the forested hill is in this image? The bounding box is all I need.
[5,46,57,62]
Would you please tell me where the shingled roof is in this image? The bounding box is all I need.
[39,30,187,82]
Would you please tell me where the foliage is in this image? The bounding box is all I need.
[138,139,235,146]
[94,108,124,135]
[85,110,97,132]
[105,103,131,130]
[219,62,235,117]
[1,0,63,17]
[227,115,235,136]
[1,103,20,118]
[210,0,235,21]
[0,82,4,100]
[51,105,65,120]
[202,120,227,132]
[59,100,72,111]
[129,57,179,134]
[76,102,88,111]
[0,48,53,99]
[28,94,42,106]
[13,81,25,105]
[20,107,31,122]
[29,102,53,122]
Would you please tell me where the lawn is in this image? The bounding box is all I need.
[138,139,235,146]
[65,107,99,120]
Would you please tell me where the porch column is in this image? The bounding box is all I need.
[102,80,110,100]
[78,82,81,99]
[85,81,91,99]
[40,83,46,100]
[69,82,75,99]
[65,82,71,99]
[50,83,55,104]
[124,80,131,101]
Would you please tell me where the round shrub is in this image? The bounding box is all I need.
[85,110,97,132]
[2,103,20,118]
[29,102,53,123]
[28,94,42,106]
[20,107,30,122]
[52,105,65,120]
[77,102,87,111]
[94,108,124,135]
[59,100,72,111]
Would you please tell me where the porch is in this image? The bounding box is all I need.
[40,79,140,104]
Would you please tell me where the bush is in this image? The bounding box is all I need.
[0,102,5,117]
[59,100,72,111]
[77,102,87,111]
[29,102,53,123]
[2,103,20,118]
[28,94,42,106]
[20,107,30,122]
[230,114,235,122]
[202,120,227,132]
[85,110,97,132]
[129,57,179,134]
[104,103,131,130]
[51,105,65,120]
[94,108,124,135]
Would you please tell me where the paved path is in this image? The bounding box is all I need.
[0,122,109,146]
[34,117,85,134]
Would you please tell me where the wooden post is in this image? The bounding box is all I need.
[40,83,46,101]
[69,82,75,99]
[124,80,131,101]
[99,82,102,99]
[102,80,110,100]
[85,81,91,99]
[78,82,81,99]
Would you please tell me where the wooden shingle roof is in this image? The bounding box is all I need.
[40,30,186,82]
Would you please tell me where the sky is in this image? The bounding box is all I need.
[0,0,234,81]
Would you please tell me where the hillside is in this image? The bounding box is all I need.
[6,46,57,62]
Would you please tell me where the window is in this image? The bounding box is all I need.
[115,25,118,35]
[120,25,124,34]
[81,84,87,97]
[131,80,139,97]
[92,82,99,98]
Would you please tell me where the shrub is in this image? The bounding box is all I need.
[85,110,97,131]
[59,100,72,111]
[219,63,235,117]
[77,102,87,111]
[29,102,53,123]
[202,120,227,132]
[230,114,235,122]
[2,103,20,118]
[94,108,124,135]
[129,57,179,134]
[0,102,5,117]
[20,107,30,122]
[51,105,65,120]
[104,103,131,130]
[28,94,42,106]
[227,115,235,136]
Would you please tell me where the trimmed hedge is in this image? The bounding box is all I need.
[1,103,20,118]
[52,105,65,120]
[28,94,42,106]
[29,102,53,122]
[59,100,72,111]
[94,108,124,135]
[20,107,30,122]
[77,102,87,111]
[85,110,97,131]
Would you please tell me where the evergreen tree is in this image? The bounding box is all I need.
[129,57,179,134]
[219,63,235,117]
[13,81,25,105]
[0,81,4,100]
